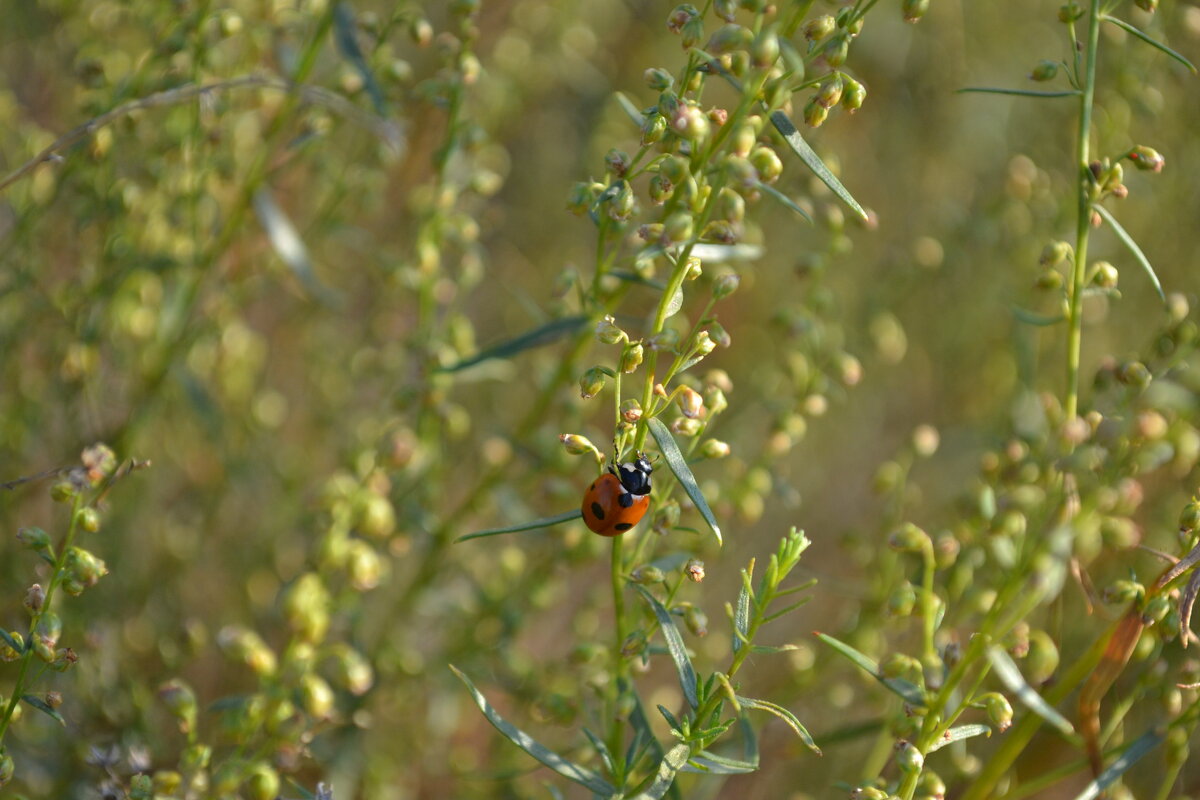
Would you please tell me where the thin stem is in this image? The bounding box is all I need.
[1064,0,1102,421]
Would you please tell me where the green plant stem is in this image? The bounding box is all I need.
[609,534,628,761]
[0,494,83,747]
[1064,0,1102,421]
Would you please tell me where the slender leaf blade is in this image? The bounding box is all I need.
[455,510,582,543]
[732,577,750,653]
[632,743,690,800]
[333,2,388,113]
[1101,15,1197,73]
[680,751,759,774]
[635,584,699,709]
[438,315,588,372]
[987,646,1075,737]
[928,724,991,753]
[450,666,618,796]
[615,91,646,125]
[648,418,722,545]
[623,677,666,771]
[769,111,867,220]
[1092,203,1166,303]
[815,632,927,707]
[582,727,615,776]
[252,188,342,308]
[750,643,799,655]
[755,180,813,223]
[1012,306,1065,326]
[1072,726,1166,800]
[689,243,764,263]
[0,628,23,653]
[958,87,1080,98]
[21,694,65,725]
[735,696,820,754]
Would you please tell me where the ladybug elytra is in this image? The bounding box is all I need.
[581,456,653,536]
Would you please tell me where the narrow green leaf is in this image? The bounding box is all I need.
[610,270,667,290]
[0,628,23,653]
[1072,726,1166,800]
[761,597,812,624]
[927,724,991,753]
[815,632,927,708]
[769,111,867,220]
[740,714,759,766]
[750,643,799,655]
[615,91,646,125]
[438,315,588,372]
[987,646,1076,737]
[664,284,684,318]
[455,510,582,543]
[755,181,813,223]
[635,585,699,709]
[21,694,65,725]
[544,784,565,800]
[1101,15,1197,73]
[735,696,821,754]
[1011,306,1065,326]
[333,2,388,113]
[582,727,615,776]
[657,704,683,733]
[958,87,1080,98]
[632,743,690,800]
[1092,203,1166,303]
[252,188,342,308]
[648,418,722,545]
[624,677,666,771]
[450,666,618,796]
[690,243,765,263]
[732,576,750,654]
[680,751,758,774]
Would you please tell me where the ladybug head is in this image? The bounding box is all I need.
[615,456,653,496]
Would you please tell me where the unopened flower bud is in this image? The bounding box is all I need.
[1040,240,1072,267]
[894,740,924,773]
[677,386,704,418]
[605,149,631,177]
[1116,360,1151,388]
[842,77,866,112]
[706,24,753,55]
[1179,501,1200,533]
[621,629,648,657]
[1128,145,1164,172]
[653,500,681,534]
[803,97,829,128]
[300,673,335,719]
[245,765,281,800]
[631,565,665,584]
[218,626,278,676]
[24,584,44,613]
[684,606,709,637]
[692,331,716,357]
[1142,594,1171,625]
[0,751,14,786]
[672,416,702,436]
[888,523,931,553]
[1103,579,1144,605]
[644,68,673,90]
[823,33,850,66]
[816,74,844,108]
[980,692,1013,731]
[49,647,77,672]
[1059,2,1084,22]
[76,507,100,533]
[850,787,889,800]
[751,30,780,67]
[685,559,705,582]
[700,439,730,459]
[663,212,695,245]
[671,104,710,142]
[596,315,626,344]
[159,679,198,733]
[888,582,917,616]
[608,181,635,221]
[327,644,375,695]
[620,344,644,373]
[1135,0,1158,11]
[580,367,608,399]
[805,15,837,40]
[1030,60,1058,81]
[902,0,930,22]
[750,146,783,183]
[667,4,699,34]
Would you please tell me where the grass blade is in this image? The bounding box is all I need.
[815,632,927,708]
[769,111,867,221]
[735,695,820,755]
[615,91,646,125]
[928,724,991,753]
[252,188,341,308]
[958,87,1080,98]
[455,510,582,543]
[450,666,618,796]
[1092,203,1166,303]
[438,315,589,372]
[22,694,65,725]
[987,646,1076,737]
[333,2,388,113]
[1072,726,1166,800]
[634,584,699,709]
[631,743,690,800]
[648,417,722,545]
[755,180,813,223]
[1101,15,1197,73]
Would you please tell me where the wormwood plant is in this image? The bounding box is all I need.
[0,444,130,790]
[451,0,903,796]
[817,2,1200,799]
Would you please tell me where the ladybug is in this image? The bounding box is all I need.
[581,455,654,536]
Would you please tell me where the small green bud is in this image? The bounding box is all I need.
[700,439,731,459]
[49,647,78,672]
[347,540,383,591]
[803,97,829,128]
[580,366,608,399]
[706,321,731,349]
[667,5,700,35]
[685,559,705,582]
[888,522,931,553]
[706,24,753,55]
[1116,360,1151,388]
[608,180,635,221]
[1035,268,1064,290]
[677,386,704,419]
[902,0,930,22]
[880,652,923,682]
[63,547,108,593]
[805,15,837,41]
[218,626,278,676]
[1059,2,1083,22]
[605,148,631,177]
[1,631,23,661]
[596,315,626,345]
[644,68,673,90]
[1135,0,1158,12]
[1024,630,1060,684]
[1128,145,1165,172]
[559,434,600,457]
[1030,60,1058,81]
[684,606,708,637]
[663,211,695,244]
[642,114,668,145]
[704,386,728,415]
[566,181,599,215]
[980,692,1013,731]
[328,644,375,695]
[0,751,15,787]
[659,154,689,184]
[631,565,665,584]
[751,30,780,67]
[16,526,51,551]
[649,174,673,205]
[842,77,866,112]
[50,480,76,502]
[888,582,917,616]
[620,343,644,374]
[750,146,783,183]
[128,773,153,800]
[1142,594,1171,625]
[300,673,335,719]
[670,104,710,142]
[24,584,44,613]
[850,788,889,800]
[1039,240,1072,266]
[621,629,648,657]
[894,740,924,774]
[822,33,850,67]
[1102,579,1144,605]
[1179,501,1200,533]
[816,74,844,108]
[158,679,198,734]
[35,612,62,650]
[672,416,702,436]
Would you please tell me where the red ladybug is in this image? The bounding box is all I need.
[581,456,654,536]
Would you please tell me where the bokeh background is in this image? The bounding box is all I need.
[1,0,1199,797]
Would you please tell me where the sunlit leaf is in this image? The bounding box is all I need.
[732,572,751,654]
[750,643,799,655]
[631,743,690,800]
[680,751,758,774]
[755,180,813,223]
[450,666,618,796]
[735,695,820,754]
[252,188,341,307]
[665,284,684,318]
[648,418,722,545]
[689,243,764,263]
[1092,203,1165,304]
[987,646,1075,737]
[815,632,927,708]
[1101,15,1197,73]
[333,2,388,113]
[1072,726,1165,800]
[439,316,589,372]
[769,111,867,221]
[21,694,65,725]
[928,724,991,753]
[635,584,699,709]
[455,510,583,543]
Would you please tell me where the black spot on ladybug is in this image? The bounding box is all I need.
[618,493,634,508]
[591,502,605,520]
[590,482,596,491]
[614,522,633,531]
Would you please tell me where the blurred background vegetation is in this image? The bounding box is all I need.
[1,0,1199,797]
